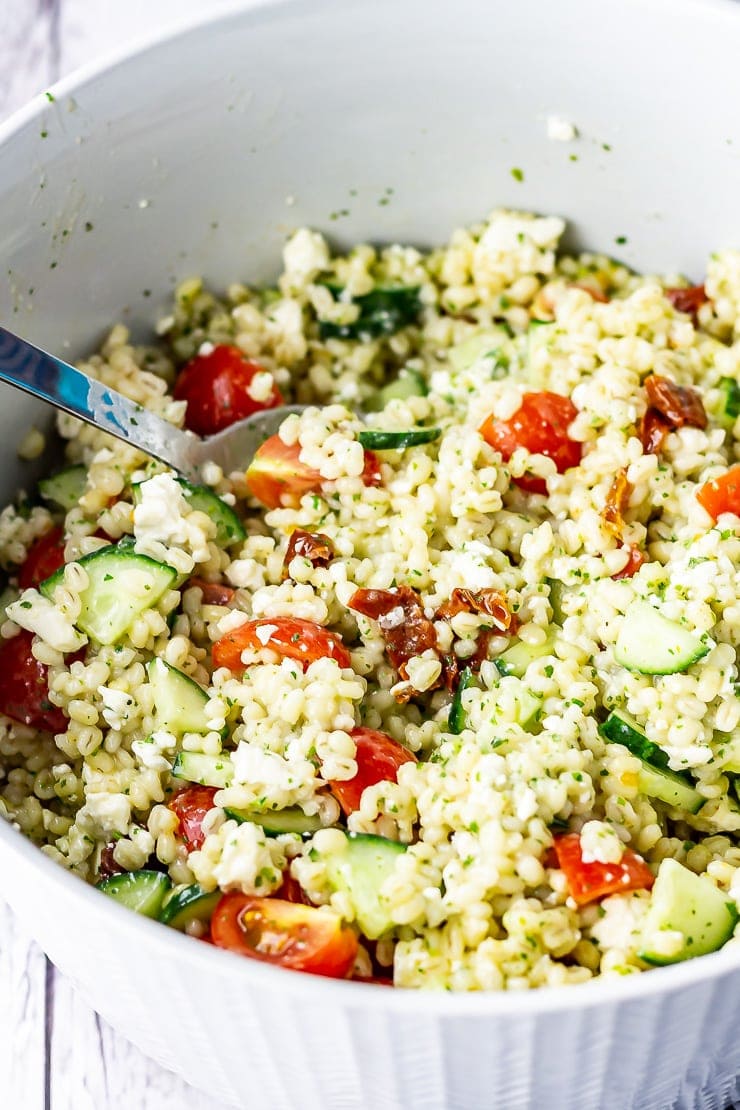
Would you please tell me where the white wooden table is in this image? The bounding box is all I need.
[0,7,236,1105]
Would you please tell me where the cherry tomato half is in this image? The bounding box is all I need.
[480,391,582,495]
[210,892,358,978]
[0,629,68,732]
[246,434,382,510]
[696,466,740,521]
[328,727,417,815]
[18,527,66,590]
[168,785,218,850]
[553,833,654,906]
[611,545,647,580]
[173,345,283,436]
[212,617,351,674]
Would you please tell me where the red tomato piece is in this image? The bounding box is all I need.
[479,392,582,495]
[611,545,647,580]
[0,629,68,732]
[18,527,66,589]
[328,727,416,815]
[696,467,740,520]
[246,435,382,509]
[212,616,351,674]
[168,785,218,850]
[210,892,358,977]
[553,833,654,906]
[173,345,283,436]
[186,577,236,607]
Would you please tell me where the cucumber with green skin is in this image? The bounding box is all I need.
[317,285,422,341]
[224,805,324,837]
[172,751,234,788]
[316,832,406,940]
[367,369,428,412]
[132,478,245,547]
[600,711,704,814]
[40,541,177,645]
[97,869,171,918]
[147,658,210,734]
[495,635,555,678]
[448,327,511,375]
[614,600,711,675]
[358,428,441,451]
[39,464,87,511]
[159,883,221,930]
[448,667,475,734]
[719,377,740,423]
[638,858,738,965]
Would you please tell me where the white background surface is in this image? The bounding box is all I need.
[0,6,238,1106]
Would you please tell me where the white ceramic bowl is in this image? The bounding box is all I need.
[2,1,740,1106]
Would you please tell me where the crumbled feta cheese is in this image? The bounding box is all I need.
[254,623,278,646]
[7,589,87,654]
[133,472,211,567]
[82,792,132,835]
[579,820,624,864]
[232,742,314,793]
[131,729,177,772]
[282,228,330,283]
[247,370,277,404]
[379,606,405,630]
[546,116,577,142]
[98,687,135,731]
[198,341,215,357]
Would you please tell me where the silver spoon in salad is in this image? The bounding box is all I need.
[0,326,306,481]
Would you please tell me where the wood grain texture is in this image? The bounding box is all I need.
[0,6,233,1103]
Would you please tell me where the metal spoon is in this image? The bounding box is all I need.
[0,326,305,481]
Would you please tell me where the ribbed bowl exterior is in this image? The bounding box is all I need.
[2,1,740,1107]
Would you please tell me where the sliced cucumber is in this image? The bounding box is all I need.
[159,883,221,930]
[171,750,234,788]
[40,542,177,645]
[448,667,475,734]
[600,711,671,771]
[495,635,555,678]
[367,368,428,412]
[317,284,422,342]
[448,327,511,375]
[96,869,171,918]
[132,479,245,547]
[39,464,87,511]
[147,658,210,735]
[614,600,711,675]
[358,427,440,451]
[512,685,542,729]
[546,577,568,625]
[638,858,738,965]
[637,764,704,814]
[224,805,323,837]
[317,832,405,940]
[719,377,740,424]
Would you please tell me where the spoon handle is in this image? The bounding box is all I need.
[0,326,189,471]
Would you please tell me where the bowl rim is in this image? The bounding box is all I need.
[3,0,740,1016]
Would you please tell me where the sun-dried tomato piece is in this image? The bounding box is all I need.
[435,588,516,632]
[665,284,709,322]
[570,281,609,303]
[282,529,335,579]
[601,468,633,539]
[348,586,436,670]
[611,545,647,580]
[644,374,707,431]
[640,407,672,455]
[98,843,126,882]
[187,577,236,607]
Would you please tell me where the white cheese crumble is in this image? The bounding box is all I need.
[546,116,577,142]
[131,729,177,772]
[98,687,135,731]
[282,228,330,283]
[133,472,211,569]
[579,820,624,864]
[7,589,87,654]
